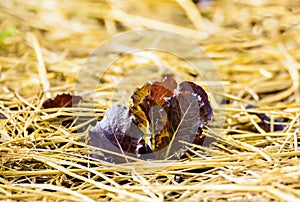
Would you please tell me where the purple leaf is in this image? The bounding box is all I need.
[88,105,144,163]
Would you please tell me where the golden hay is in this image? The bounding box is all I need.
[0,0,300,201]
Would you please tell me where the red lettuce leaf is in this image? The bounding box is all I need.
[154,81,213,158]
[246,105,286,132]
[88,105,146,163]
[130,75,177,132]
[43,93,82,108]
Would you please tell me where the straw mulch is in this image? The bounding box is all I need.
[1,0,300,201]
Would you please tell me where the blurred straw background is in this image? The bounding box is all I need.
[1,0,300,201]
